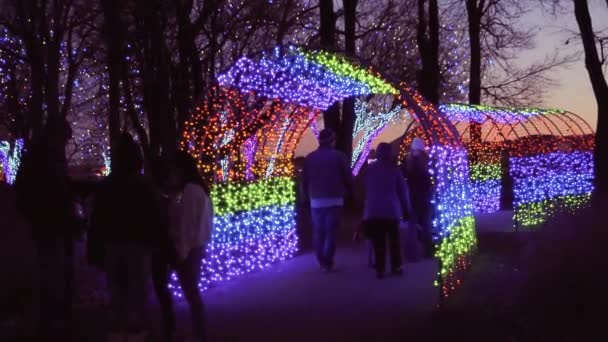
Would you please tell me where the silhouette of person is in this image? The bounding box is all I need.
[302,128,353,272]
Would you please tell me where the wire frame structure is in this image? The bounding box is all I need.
[177,46,475,301]
[436,103,594,228]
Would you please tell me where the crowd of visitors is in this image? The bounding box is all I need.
[13,126,432,341]
[15,132,214,342]
[301,129,434,278]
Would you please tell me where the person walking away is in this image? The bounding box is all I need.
[302,128,353,272]
[363,143,413,279]
[147,157,179,342]
[157,150,213,342]
[90,133,165,342]
[14,120,81,341]
[404,137,434,259]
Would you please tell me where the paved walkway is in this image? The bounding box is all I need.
[1,184,516,341]
[202,244,439,341]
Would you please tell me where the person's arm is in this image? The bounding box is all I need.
[200,190,214,248]
[176,184,209,261]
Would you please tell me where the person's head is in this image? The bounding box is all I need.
[112,132,143,176]
[410,137,425,154]
[376,142,394,164]
[168,150,208,192]
[318,128,336,148]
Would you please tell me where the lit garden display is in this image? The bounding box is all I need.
[179,46,476,300]
[0,139,23,184]
[439,103,595,228]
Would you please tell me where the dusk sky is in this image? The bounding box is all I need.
[530,2,607,128]
[296,2,607,156]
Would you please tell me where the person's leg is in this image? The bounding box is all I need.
[371,220,387,278]
[125,251,149,334]
[35,238,55,340]
[177,247,206,342]
[105,246,128,335]
[387,220,403,274]
[323,206,341,269]
[311,208,328,268]
[151,253,175,341]
[60,237,75,340]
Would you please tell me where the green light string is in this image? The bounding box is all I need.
[444,103,568,116]
[212,176,295,217]
[434,216,477,279]
[514,193,592,228]
[300,49,398,95]
[469,163,501,182]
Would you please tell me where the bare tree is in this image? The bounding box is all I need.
[572,0,608,198]
[339,0,358,160]
[355,0,469,102]
[416,0,441,104]
[455,0,574,106]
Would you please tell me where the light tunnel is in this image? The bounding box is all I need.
[434,104,595,228]
[174,46,475,300]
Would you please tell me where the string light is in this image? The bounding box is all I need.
[180,47,477,301]
[0,138,23,184]
[439,103,595,223]
[352,99,402,175]
[511,151,594,228]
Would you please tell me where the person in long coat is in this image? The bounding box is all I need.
[404,137,434,259]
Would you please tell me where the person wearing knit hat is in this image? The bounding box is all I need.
[302,128,353,272]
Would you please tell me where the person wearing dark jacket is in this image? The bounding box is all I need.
[404,137,434,258]
[302,128,353,272]
[90,133,165,342]
[14,120,80,341]
[363,143,413,279]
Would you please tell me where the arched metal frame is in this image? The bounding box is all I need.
[435,103,595,231]
[178,46,475,302]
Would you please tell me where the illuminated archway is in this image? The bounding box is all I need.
[432,104,594,228]
[176,46,475,300]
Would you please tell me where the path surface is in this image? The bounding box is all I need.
[1,184,516,341]
[203,245,438,342]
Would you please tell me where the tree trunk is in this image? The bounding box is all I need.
[466,0,483,105]
[137,0,175,159]
[174,0,196,135]
[573,0,608,198]
[427,0,440,104]
[339,0,358,160]
[416,0,440,104]
[102,0,123,157]
[319,0,335,50]
[26,45,44,143]
[319,0,340,135]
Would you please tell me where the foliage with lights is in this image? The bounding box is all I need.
[0,138,23,184]
[177,46,476,300]
[439,103,595,228]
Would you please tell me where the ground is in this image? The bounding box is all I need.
[1,185,523,341]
